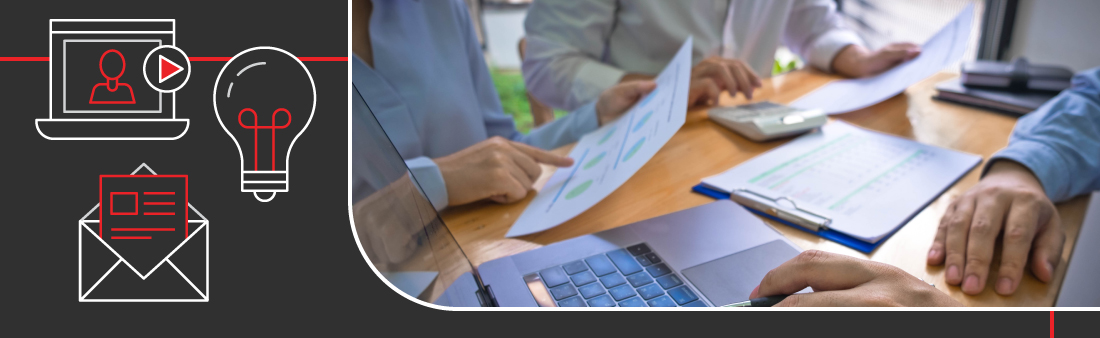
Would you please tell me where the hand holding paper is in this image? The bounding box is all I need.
[506,37,694,237]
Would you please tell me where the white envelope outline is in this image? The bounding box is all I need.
[78,163,209,302]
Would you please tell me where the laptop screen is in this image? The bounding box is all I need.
[63,40,162,113]
[351,84,478,304]
[50,20,174,119]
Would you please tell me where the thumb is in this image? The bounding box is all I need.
[1030,213,1065,282]
[628,80,658,98]
[875,48,915,63]
[611,80,657,106]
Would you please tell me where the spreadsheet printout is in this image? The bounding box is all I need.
[702,121,980,242]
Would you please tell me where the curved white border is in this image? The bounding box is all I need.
[212,46,316,202]
[142,45,191,93]
[341,2,1064,310]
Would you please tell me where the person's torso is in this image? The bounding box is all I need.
[606,0,794,77]
[356,0,497,159]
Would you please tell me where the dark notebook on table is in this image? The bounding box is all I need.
[933,78,1058,116]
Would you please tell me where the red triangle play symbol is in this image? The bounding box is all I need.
[159,55,183,83]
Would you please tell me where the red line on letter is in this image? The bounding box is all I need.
[111,228,175,231]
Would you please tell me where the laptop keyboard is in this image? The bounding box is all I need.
[525,243,705,307]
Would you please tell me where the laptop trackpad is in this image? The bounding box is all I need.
[681,240,800,307]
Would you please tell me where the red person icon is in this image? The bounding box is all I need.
[89,49,136,104]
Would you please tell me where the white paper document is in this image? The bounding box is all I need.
[701,121,980,243]
[506,38,693,237]
[790,4,974,115]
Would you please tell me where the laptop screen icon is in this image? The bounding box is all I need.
[37,19,189,140]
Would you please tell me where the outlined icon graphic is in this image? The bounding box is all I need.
[79,163,209,302]
[142,44,190,93]
[36,19,191,140]
[88,49,136,104]
[213,47,315,202]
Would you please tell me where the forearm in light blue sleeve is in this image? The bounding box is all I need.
[987,67,1100,202]
[510,101,600,150]
[405,157,449,211]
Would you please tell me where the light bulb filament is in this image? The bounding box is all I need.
[238,108,292,171]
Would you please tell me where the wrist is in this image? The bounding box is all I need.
[985,160,1044,190]
[428,156,460,207]
[831,44,869,78]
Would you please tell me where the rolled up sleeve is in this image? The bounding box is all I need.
[987,67,1100,202]
[522,0,621,111]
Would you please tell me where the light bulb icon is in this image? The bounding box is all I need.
[213,47,315,202]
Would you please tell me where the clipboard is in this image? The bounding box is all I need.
[692,184,896,253]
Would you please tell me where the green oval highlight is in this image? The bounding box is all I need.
[584,152,606,170]
[623,137,646,162]
[565,179,593,200]
[633,111,653,132]
[598,127,616,145]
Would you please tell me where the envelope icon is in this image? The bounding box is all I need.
[78,164,209,302]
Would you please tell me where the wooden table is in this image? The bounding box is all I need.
[440,70,1090,307]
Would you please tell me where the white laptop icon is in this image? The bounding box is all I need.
[36,19,189,140]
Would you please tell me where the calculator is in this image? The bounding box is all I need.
[707,101,827,142]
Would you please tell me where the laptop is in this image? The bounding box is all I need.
[1056,191,1100,307]
[36,19,189,140]
[351,91,802,307]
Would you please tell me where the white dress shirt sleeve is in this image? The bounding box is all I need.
[783,0,865,73]
[522,0,623,111]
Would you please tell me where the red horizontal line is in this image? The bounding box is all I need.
[3,57,346,62]
[111,236,151,239]
[189,57,230,61]
[190,57,348,61]
[143,212,176,216]
[297,57,348,61]
[143,191,175,195]
[143,202,175,205]
[112,228,175,231]
[0,57,49,61]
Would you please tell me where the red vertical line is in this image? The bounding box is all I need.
[185,176,189,238]
[98,177,103,238]
[253,126,258,170]
[271,114,277,171]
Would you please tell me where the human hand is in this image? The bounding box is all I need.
[832,43,921,78]
[751,250,961,307]
[434,136,574,206]
[687,56,761,106]
[596,80,657,126]
[927,160,1064,295]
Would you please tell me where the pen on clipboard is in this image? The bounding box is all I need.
[728,189,832,232]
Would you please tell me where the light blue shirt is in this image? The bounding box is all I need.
[989,67,1100,202]
[352,0,599,208]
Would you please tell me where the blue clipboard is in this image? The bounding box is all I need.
[692,184,896,253]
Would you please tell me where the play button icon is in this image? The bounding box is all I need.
[160,55,183,83]
[143,45,190,93]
